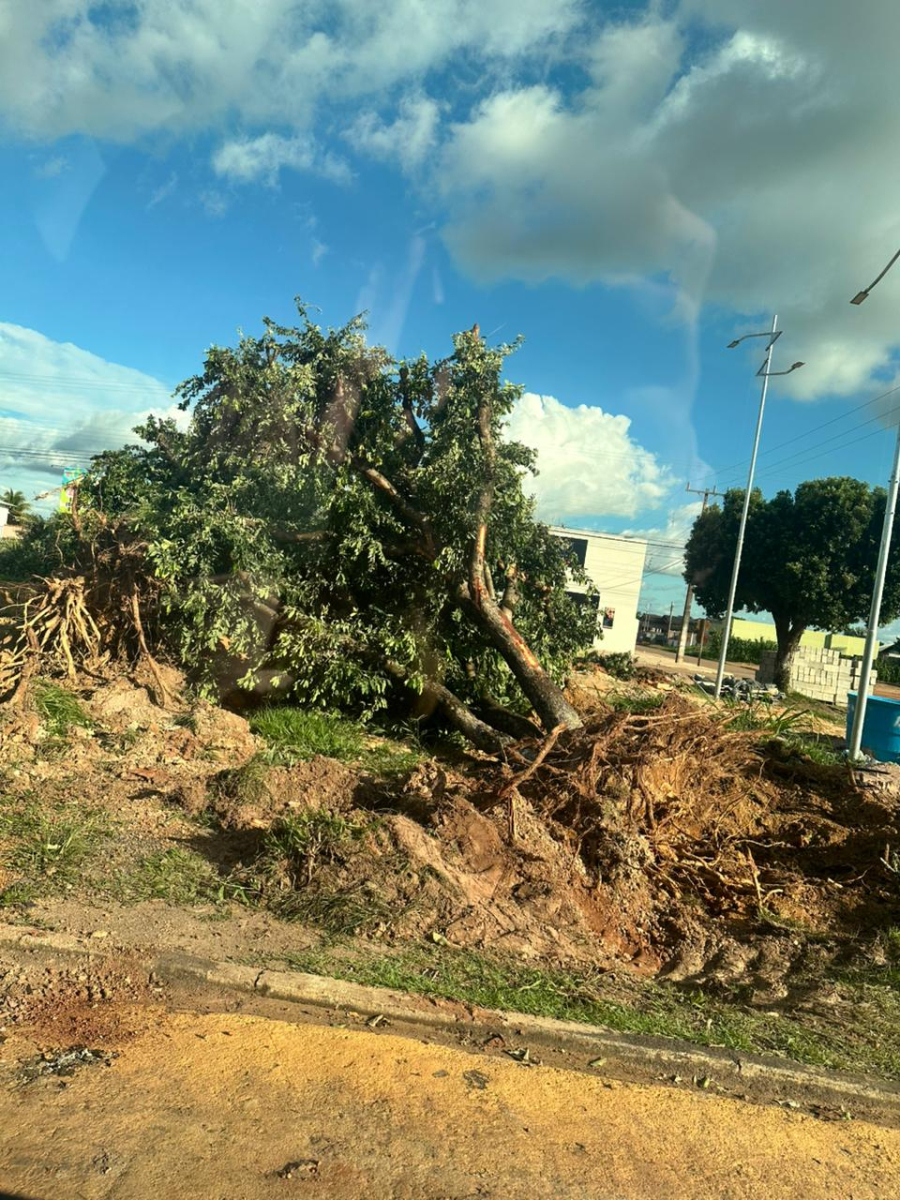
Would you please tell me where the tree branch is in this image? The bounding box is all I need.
[500,566,520,620]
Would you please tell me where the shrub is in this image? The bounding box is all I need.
[595,652,636,680]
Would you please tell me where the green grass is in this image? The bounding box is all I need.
[248,705,424,777]
[251,808,369,890]
[249,707,365,764]
[779,732,846,767]
[0,793,109,906]
[360,741,425,777]
[211,754,271,810]
[33,682,94,739]
[270,941,900,1079]
[113,847,232,906]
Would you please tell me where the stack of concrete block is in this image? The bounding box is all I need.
[756,645,875,705]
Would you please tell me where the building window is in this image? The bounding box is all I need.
[602,607,615,629]
[557,536,588,568]
[565,590,599,614]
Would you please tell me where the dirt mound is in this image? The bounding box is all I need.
[89,679,168,730]
[261,697,900,969]
[203,757,374,829]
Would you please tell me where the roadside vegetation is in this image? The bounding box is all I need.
[272,937,900,1081]
[1,301,898,1092]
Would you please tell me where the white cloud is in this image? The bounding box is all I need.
[311,238,328,266]
[199,190,229,218]
[436,4,900,402]
[623,502,703,581]
[0,324,176,512]
[211,133,352,186]
[0,1,579,142]
[33,155,69,179]
[347,96,441,170]
[7,2,900,410]
[507,393,675,522]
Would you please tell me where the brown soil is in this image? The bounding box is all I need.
[0,953,164,1047]
[1,671,899,996]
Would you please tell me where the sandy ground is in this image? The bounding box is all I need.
[1,1010,898,1200]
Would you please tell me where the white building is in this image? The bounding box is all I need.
[550,527,648,655]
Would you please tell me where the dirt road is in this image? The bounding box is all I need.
[2,1010,898,1200]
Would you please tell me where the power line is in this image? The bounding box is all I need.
[696,378,900,486]
[715,397,900,489]
[0,368,173,395]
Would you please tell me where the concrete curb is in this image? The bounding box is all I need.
[3,922,900,1123]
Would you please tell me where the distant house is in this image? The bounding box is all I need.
[0,506,22,540]
[550,527,647,655]
[878,640,900,661]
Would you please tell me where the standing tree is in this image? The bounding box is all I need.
[53,305,598,750]
[0,489,32,526]
[684,477,900,689]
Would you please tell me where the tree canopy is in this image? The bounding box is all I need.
[684,477,900,685]
[13,305,599,749]
[0,489,32,526]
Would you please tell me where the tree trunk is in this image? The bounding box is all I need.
[426,680,513,754]
[474,699,543,741]
[459,585,583,733]
[773,615,805,692]
[381,657,511,755]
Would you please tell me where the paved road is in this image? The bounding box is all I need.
[635,644,900,705]
[635,644,757,681]
[2,1011,898,1199]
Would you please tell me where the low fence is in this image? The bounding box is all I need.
[756,644,875,705]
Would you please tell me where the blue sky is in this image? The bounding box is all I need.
[2,1,900,627]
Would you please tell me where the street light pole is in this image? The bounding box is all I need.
[847,248,900,760]
[714,318,805,699]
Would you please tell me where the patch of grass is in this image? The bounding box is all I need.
[276,883,401,936]
[779,733,846,767]
[253,808,369,889]
[210,754,271,810]
[360,740,425,778]
[33,682,94,739]
[0,794,109,904]
[249,707,365,764]
[719,700,810,735]
[273,940,900,1079]
[114,847,228,906]
[0,880,37,908]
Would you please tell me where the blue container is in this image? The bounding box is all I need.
[846,691,900,763]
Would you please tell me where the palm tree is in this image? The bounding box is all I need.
[0,489,33,526]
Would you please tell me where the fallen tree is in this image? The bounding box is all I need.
[1,305,598,749]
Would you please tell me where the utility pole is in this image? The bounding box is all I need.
[714,319,805,699]
[848,248,900,759]
[675,483,723,662]
[666,602,674,643]
[696,619,708,666]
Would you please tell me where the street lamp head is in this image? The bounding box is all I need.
[727,339,741,349]
[850,249,900,306]
[757,359,806,378]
